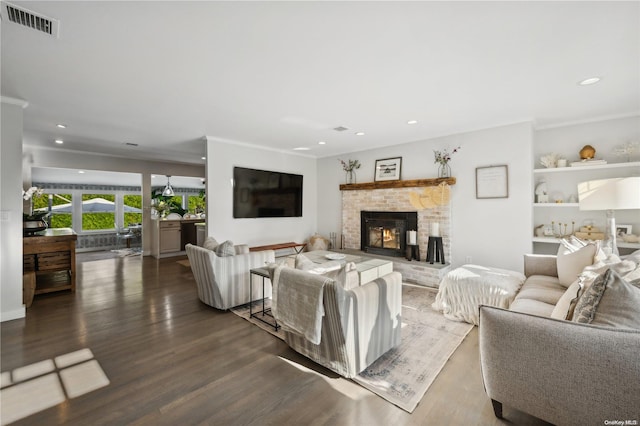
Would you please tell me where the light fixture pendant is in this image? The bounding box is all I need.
[162,175,175,197]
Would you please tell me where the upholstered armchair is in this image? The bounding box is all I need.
[269,265,403,378]
[185,243,275,310]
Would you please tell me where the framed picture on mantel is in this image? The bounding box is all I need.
[375,157,402,181]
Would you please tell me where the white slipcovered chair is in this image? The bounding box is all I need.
[185,242,275,310]
[269,264,403,378]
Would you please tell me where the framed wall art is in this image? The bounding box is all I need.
[374,157,402,182]
[476,165,509,199]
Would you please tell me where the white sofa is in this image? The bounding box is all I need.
[185,243,275,310]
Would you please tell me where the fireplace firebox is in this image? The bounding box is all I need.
[361,211,418,257]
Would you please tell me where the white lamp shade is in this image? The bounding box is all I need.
[578,177,640,211]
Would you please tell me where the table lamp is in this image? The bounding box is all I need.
[578,177,640,256]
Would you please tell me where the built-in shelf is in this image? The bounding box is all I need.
[532,236,640,249]
[533,203,579,207]
[339,177,456,191]
[533,161,640,174]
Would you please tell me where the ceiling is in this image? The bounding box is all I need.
[2,1,639,165]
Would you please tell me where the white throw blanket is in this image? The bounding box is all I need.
[272,265,329,345]
[432,264,526,325]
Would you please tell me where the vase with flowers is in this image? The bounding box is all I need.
[22,186,49,235]
[339,158,361,184]
[154,200,171,219]
[433,147,460,178]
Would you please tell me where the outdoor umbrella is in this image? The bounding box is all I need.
[35,197,142,213]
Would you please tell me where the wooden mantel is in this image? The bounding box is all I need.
[339,177,456,191]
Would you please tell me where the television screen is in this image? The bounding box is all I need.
[233,167,303,218]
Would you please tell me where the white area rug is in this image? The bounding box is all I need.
[231,284,473,413]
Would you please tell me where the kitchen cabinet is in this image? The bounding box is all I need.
[150,219,205,258]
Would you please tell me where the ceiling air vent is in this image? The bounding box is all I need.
[333,126,349,132]
[3,2,59,38]
[124,142,139,147]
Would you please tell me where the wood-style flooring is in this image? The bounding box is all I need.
[1,253,549,425]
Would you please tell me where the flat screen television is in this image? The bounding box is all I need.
[233,167,303,218]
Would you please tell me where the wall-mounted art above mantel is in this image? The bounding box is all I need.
[339,177,455,191]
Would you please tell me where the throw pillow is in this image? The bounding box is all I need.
[550,278,582,320]
[589,269,640,330]
[330,261,359,291]
[203,236,219,251]
[556,243,596,288]
[572,270,608,324]
[214,240,235,257]
[295,254,316,270]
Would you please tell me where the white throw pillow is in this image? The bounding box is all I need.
[556,243,596,288]
[203,236,219,251]
[550,279,582,320]
[214,240,235,257]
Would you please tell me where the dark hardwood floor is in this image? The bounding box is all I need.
[1,254,548,425]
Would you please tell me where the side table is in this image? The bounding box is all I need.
[249,267,279,331]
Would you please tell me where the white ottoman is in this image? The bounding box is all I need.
[432,264,526,325]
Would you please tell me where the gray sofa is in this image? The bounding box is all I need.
[479,254,640,425]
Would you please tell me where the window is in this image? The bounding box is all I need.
[124,195,142,226]
[82,194,115,231]
[32,193,73,229]
[188,193,205,214]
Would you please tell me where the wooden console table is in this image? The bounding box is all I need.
[23,228,77,295]
[249,242,306,257]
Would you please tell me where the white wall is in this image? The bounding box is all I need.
[206,140,318,246]
[1,99,27,321]
[23,146,204,254]
[317,121,534,272]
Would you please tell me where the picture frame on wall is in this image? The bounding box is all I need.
[374,157,402,181]
[616,224,632,237]
[476,165,509,199]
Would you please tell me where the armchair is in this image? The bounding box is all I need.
[185,243,275,310]
[270,266,402,378]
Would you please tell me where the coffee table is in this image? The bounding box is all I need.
[302,251,393,285]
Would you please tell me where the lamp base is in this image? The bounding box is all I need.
[602,209,619,257]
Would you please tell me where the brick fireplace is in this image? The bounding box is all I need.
[341,179,453,287]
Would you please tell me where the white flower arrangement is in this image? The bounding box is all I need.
[540,153,561,168]
[22,186,44,200]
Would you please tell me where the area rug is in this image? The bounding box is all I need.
[109,248,141,257]
[231,284,473,413]
[176,259,190,268]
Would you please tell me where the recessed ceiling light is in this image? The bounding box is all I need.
[78,170,85,174]
[578,77,601,86]
[56,124,66,129]
[293,147,310,151]
[318,141,326,145]
[355,132,365,136]
[407,120,418,125]
[201,156,206,160]
[54,139,64,144]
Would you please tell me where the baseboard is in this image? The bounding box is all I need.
[1,306,26,322]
